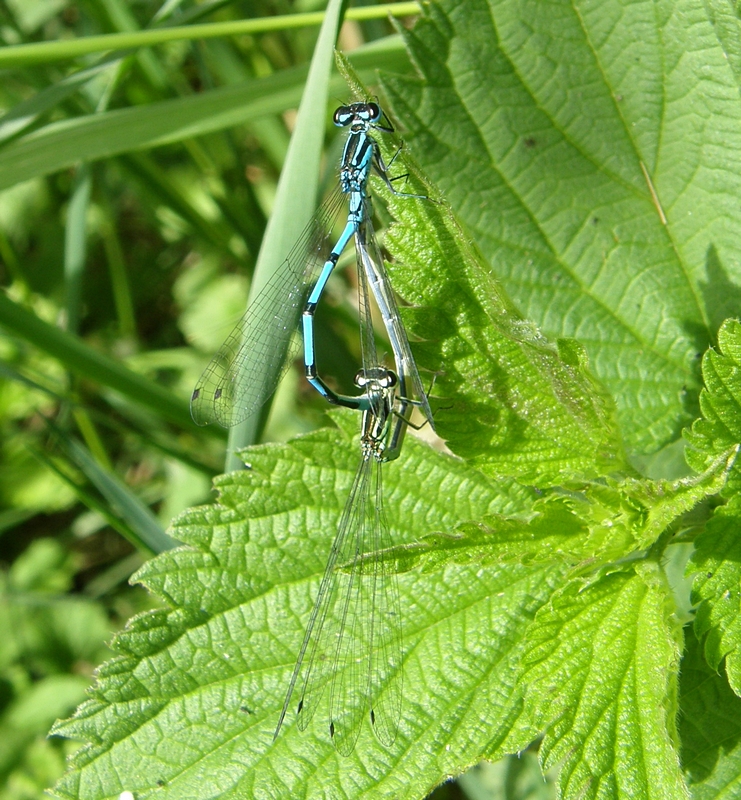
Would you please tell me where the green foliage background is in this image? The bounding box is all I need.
[1,0,741,799]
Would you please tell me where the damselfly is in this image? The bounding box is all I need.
[190,101,433,429]
[274,365,412,755]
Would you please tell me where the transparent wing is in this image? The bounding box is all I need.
[328,458,402,754]
[274,447,403,756]
[293,453,372,751]
[325,455,375,755]
[367,462,403,747]
[190,187,346,427]
[356,210,435,428]
[273,453,371,747]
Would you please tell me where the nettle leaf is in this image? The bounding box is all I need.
[382,0,741,455]
[334,54,626,486]
[521,563,687,800]
[51,415,571,800]
[685,318,741,495]
[688,494,741,697]
[396,445,734,577]
[396,495,589,573]
[705,0,741,97]
[382,186,625,486]
[396,492,630,575]
[583,446,736,553]
[679,626,741,798]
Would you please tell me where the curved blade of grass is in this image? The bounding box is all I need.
[0,60,117,146]
[98,196,137,341]
[224,0,343,469]
[0,67,303,193]
[63,164,91,336]
[54,430,177,554]
[0,357,219,475]
[31,446,166,557]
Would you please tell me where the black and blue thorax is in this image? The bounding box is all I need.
[339,129,375,224]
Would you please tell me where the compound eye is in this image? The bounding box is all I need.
[383,370,398,388]
[354,369,367,388]
[367,102,382,121]
[333,106,352,127]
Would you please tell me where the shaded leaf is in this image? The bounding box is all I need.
[383,191,625,485]
[688,494,741,696]
[679,626,741,798]
[685,318,741,495]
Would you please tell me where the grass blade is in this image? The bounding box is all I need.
[224,0,345,469]
[0,291,202,433]
[0,4,420,67]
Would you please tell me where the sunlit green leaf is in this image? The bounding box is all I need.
[582,446,736,552]
[382,0,741,455]
[50,416,559,799]
[396,445,733,596]
[522,563,687,800]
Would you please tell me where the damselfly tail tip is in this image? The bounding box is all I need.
[273,708,287,743]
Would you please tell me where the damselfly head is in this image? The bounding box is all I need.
[333,102,383,128]
[354,367,398,391]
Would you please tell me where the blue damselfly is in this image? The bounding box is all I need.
[190,101,433,430]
